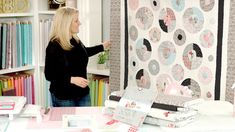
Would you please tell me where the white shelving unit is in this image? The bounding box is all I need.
[87,67,110,76]
[0,0,109,107]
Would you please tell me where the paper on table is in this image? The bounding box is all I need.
[49,107,76,121]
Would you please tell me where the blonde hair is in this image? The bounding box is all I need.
[49,7,80,50]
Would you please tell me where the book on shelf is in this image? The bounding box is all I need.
[0,73,35,104]
[0,20,33,69]
[89,75,110,106]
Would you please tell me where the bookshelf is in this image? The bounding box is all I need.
[0,0,36,104]
[0,0,110,107]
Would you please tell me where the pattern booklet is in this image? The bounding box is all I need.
[113,77,157,127]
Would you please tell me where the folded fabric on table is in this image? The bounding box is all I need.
[105,100,198,122]
[109,91,204,111]
[103,107,198,128]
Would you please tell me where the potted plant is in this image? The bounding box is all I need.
[97,50,109,69]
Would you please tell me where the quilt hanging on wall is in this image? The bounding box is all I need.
[124,0,224,100]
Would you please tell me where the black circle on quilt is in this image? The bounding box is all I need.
[159,8,176,33]
[136,69,151,89]
[173,29,186,46]
[148,60,160,75]
[181,78,201,98]
[130,56,139,71]
[150,0,160,11]
[182,43,203,70]
[136,38,152,61]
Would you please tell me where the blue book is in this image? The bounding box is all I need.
[16,22,22,67]
[28,22,32,65]
[21,22,26,66]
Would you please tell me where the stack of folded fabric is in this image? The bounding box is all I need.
[103,91,204,128]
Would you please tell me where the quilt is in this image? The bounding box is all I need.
[123,0,226,100]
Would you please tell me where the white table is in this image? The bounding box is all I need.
[5,101,235,132]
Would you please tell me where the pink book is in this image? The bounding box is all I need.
[14,77,19,96]
[21,76,24,96]
[19,77,22,96]
[31,75,35,104]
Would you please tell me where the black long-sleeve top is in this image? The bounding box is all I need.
[44,38,104,99]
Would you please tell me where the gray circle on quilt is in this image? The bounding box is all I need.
[136,7,154,30]
[129,25,138,41]
[208,55,214,62]
[158,41,176,65]
[200,0,215,12]
[173,29,186,46]
[149,27,161,43]
[183,7,204,33]
[148,59,160,75]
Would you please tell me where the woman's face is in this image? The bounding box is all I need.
[70,13,81,34]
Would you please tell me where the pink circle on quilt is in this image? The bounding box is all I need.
[200,30,214,48]
[198,66,213,84]
[156,74,172,93]
[149,27,161,43]
[171,64,184,81]
[129,0,139,11]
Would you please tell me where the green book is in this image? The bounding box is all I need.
[93,79,97,106]
[0,80,2,96]
[89,80,95,106]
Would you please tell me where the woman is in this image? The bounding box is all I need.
[44,7,110,107]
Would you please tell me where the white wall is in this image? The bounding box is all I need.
[102,0,110,41]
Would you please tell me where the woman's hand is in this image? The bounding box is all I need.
[103,40,111,50]
[70,77,89,88]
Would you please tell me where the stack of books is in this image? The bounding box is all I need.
[103,91,204,128]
